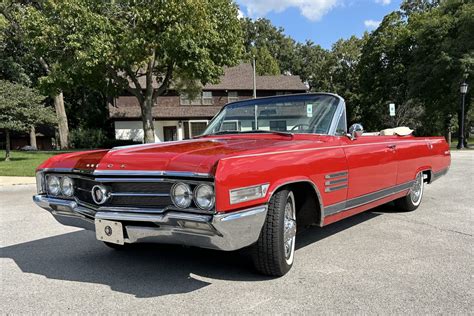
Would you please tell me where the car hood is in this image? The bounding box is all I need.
[38,136,327,175]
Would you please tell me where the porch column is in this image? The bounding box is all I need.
[177,122,184,141]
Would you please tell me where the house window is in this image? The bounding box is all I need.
[221,120,239,131]
[180,93,191,105]
[270,120,287,131]
[202,91,213,105]
[180,92,213,105]
[189,121,208,138]
[228,91,239,103]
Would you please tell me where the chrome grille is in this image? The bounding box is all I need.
[73,177,173,209]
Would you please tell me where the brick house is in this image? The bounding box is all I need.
[109,63,308,142]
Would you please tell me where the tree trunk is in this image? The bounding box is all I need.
[38,58,69,149]
[30,125,37,150]
[140,96,155,143]
[54,91,69,149]
[5,129,11,161]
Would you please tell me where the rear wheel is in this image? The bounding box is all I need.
[251,189,297,276]
[395,172,424,211]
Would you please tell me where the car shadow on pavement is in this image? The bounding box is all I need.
[1,210,380,298]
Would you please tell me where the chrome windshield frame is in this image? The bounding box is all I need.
[202,92,347,136]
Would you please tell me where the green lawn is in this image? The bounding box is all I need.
[0,151,61,177]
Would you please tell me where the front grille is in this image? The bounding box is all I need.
[73,177,173,209]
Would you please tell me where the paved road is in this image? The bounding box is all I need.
[1,152,473,314]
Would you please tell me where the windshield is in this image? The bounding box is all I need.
[203,94,340,136]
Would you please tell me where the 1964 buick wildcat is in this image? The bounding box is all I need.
[33,93,450,276]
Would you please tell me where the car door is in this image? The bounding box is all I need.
[340,135,398,199]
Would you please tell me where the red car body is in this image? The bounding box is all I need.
[33,93,450,276]
[37,133,450,222]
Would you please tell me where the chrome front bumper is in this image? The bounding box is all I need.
[33,195,267,251]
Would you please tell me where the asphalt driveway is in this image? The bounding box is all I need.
[1,152,472,314]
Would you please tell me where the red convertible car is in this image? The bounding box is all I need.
[33,93,450,276]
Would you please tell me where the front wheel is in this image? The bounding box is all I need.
[395,172,424,211]
[251,189,297,276]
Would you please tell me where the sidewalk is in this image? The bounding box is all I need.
[0,176,36,186]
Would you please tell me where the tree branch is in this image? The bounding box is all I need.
[154,62,174,100]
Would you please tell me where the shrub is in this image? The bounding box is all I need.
[69,128,107,149]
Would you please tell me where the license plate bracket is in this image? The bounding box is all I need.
[95,219,124,245]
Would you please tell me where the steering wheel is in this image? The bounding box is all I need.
[291,124,310,131]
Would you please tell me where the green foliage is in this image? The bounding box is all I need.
[242,18,296,73]
[69,127,106,149]
[250,46,280,75]
[0,80,56,131]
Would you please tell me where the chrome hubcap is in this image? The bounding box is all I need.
[283,194,296,262]
[410,173,423,204]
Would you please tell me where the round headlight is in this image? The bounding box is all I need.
[194,184,215,210]
[61,176,74,197]
[171,183,192,208]
[47,175,61,196]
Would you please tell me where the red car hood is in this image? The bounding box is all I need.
[38,136,328,175]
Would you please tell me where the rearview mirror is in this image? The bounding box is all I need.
[348,123,364,140]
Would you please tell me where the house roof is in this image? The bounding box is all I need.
[135,63,307,91]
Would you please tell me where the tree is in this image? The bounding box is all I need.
[250,46,280,75]
[241,18,297,74]
[329,35,368,123]
[406,0,473,135]
[0,80,56,160]
[1,1,70,149]
[293,41,332,91]
[358,12,413,131]
[21,0,243,143]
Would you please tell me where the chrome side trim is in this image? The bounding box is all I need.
[325,184,348,193]
[324,180,415,216]
[431,167,449,183]
[325,171,348,179]
[325,178,348,186]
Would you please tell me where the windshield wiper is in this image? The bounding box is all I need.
[239,130,293,137]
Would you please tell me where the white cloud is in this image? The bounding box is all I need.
[239,0,339,21]
[237,9,245,19]
[364,19,381,29]
[375,0,391,5]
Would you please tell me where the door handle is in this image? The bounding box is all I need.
[387,144,396,149]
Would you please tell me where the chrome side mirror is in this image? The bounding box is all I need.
[348,123,364,140]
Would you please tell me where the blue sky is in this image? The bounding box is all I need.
[236,0,402,49]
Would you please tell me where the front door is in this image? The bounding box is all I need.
[163,126,177,142]
[341,136,398,199]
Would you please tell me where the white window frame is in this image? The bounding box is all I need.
[221,120,239,131]
[180,92,213,105]
[188,120,209,138]
[228,91,239,103]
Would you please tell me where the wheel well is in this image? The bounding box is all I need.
[422,170,432,183]
[274,182,322,228]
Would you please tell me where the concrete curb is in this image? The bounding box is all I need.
[0,176,36,186]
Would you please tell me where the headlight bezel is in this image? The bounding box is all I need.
[193,184,215,211]
[171,182,193,209]
[60,176,74,197]
[46,175,61,196]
